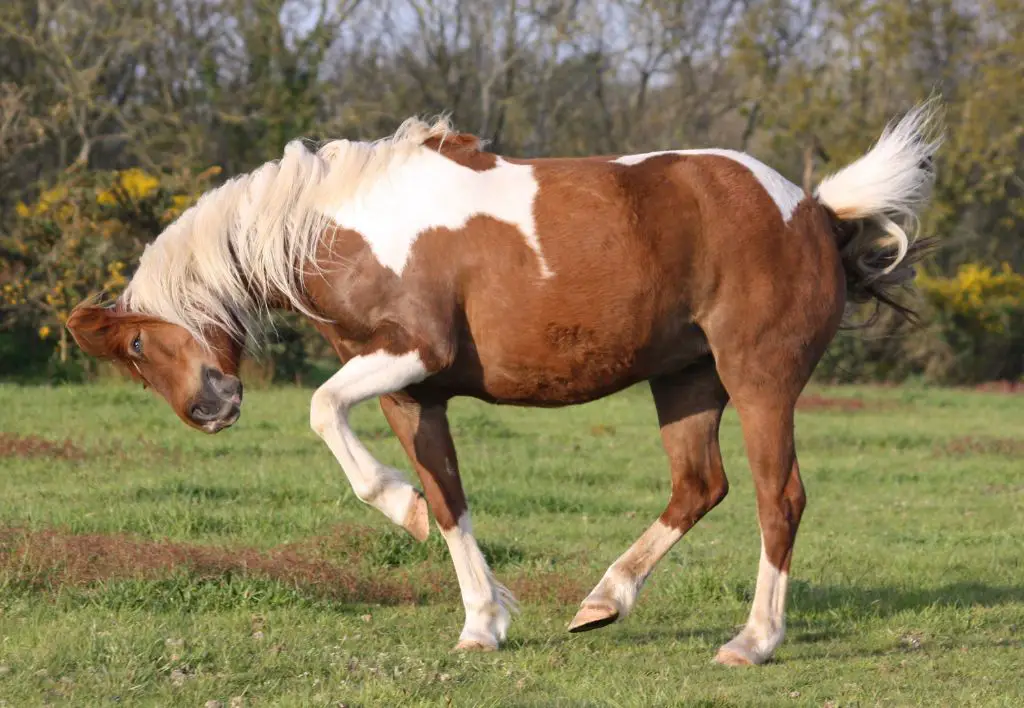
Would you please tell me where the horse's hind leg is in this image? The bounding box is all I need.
[569,358,730,632]
[706,297,836,665]
[380,393,516,651]
[712,396,805,666]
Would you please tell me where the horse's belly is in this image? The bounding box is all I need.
[442,317,709,406]
[479,345,642,405]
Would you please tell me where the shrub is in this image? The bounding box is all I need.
[815,307,922,384]
[913,263,1024,383]
[816,263,1024,385]
[1,165,323,383]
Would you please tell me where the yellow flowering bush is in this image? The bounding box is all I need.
[816,263,1023,385]
[1,166,218,367]
[912,263,1024,383]
[917,263,1024,334]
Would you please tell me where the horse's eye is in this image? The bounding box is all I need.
[131,335,142,355]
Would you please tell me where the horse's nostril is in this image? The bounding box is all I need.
[192,368,241,426]
[204,366,240,400]
[224,376,242,399]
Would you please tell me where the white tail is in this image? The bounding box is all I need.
[814,100,944,309]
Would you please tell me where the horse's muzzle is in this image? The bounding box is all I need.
[189,366,243,433]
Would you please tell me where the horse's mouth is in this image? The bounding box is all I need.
[201,403,241,433]
[191,396,242,433]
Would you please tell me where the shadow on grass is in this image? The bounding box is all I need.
[544,580,1024,653]
[778,579,1024,649]
[790,579,1024,620]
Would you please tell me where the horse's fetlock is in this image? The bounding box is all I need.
[352,477,384,504]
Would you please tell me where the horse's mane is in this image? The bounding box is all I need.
[123,116,458,348]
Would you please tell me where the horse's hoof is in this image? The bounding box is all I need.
[713,646,755,666]
[567,603,619,633]
[454,639,497,652]
[403,493,430,542]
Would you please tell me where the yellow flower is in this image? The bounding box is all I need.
[918,262,1024,334]
[96,168,160,205]
[38,325,51,339]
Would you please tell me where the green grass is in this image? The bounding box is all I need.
[0,381,1021,707]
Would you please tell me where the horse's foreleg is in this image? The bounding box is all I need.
[309,348,433,541]
[569,359,730,632]
[380,394,516,651]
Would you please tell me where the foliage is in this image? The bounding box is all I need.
[913,264,1024,383]
[2,0,1022,383]
[239,315,332,388]
[817,264,1024,385]
[815,308,923,385]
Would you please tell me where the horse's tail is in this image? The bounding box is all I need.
[814,99,944,320]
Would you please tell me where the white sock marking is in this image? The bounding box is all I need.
[310,350,429,526]
[721,536,789,663]
[582,520,682,616]
[441,514,516,647]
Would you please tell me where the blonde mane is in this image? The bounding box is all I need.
[123,116,455,347]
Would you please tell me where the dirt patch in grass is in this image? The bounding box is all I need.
[0,433,86,461]
[937,436,1024,459]
[0,432,183,465]
[0,525,590,606]
[972,381,1023,395]
[0,526,436,605]
[507,571,591,605]
[796,394,868,412]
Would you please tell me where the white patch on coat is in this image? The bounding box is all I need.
[326,153,552,278]
[614,149,805,222]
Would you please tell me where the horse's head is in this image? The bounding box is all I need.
[66,302,244,433]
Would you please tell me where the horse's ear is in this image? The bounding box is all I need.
[66,304,120,358]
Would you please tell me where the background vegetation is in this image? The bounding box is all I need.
[2,0,1022,383]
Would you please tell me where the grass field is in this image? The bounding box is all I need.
[0,381,1021,707]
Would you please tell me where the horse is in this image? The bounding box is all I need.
[66,101,941,665]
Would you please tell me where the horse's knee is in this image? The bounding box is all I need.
[309,386,343,437]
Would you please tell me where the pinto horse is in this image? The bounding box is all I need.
[67,102,941,665]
